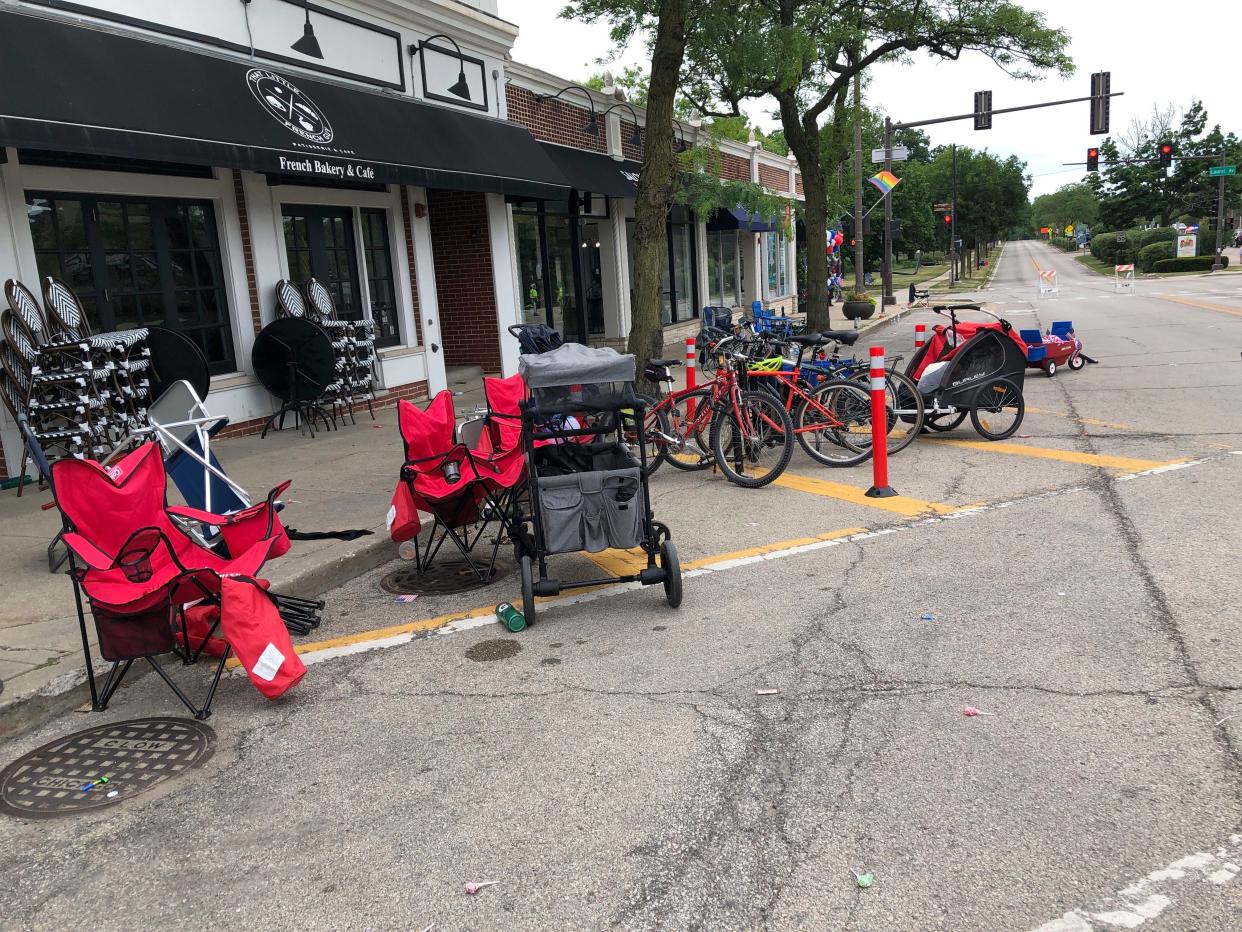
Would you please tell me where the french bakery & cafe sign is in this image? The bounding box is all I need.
[277,155,377,180]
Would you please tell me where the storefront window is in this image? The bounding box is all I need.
[360,209,400,347]
[282,206,360,324]
[544,214,580,344]
[579,222,604,335]
[766,230,789,298]
[626,211,699,325]
[26,192,234,373]
[513,210,544,326]
[706,231,739,308]
[511,200,597,343]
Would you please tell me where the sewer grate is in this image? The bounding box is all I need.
[0,717,215,820]
[381,555,513,596]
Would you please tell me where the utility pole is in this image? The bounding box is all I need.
[853,71,865,294]
[950,144,958,287]
[882,116,895,308]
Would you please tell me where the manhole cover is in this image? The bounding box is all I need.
[465,639,523,662]
[0,717,215,820]
[381,555,512,596]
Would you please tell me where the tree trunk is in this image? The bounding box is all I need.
[777,93,830,332]
[627,0,689,391]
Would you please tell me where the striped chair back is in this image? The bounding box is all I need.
[5,280,50,345]
[305,278,337,323]
[275,280,309,319]
[42,277,91,340]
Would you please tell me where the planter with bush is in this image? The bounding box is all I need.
[841,291,876,321]
[1151,255,1230,273]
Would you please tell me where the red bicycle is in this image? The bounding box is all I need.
[635,337,794,488]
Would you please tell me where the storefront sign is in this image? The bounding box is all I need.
[248,70,334,143]
[1176,234,1197,258]
[277,155,376,181]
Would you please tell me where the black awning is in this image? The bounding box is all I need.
[707,207,775,233]
[0,11,568,199]
[538,143,640,198]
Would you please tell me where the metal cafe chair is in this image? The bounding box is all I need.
[305,277,376,423]
[274,279,346,426]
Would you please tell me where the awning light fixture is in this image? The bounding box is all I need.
[290,0,324,59]
[536,85,600,136]
[410,34,473,102]
[601,103,642,147]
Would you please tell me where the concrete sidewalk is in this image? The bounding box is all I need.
[0,404,408,737]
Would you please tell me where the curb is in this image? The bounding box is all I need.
[0,529,396,743]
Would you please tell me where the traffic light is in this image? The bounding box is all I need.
[1159,142,1174,167]
[1087,147,1099,172]
[943,213,952,225]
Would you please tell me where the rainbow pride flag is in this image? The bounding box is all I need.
[868,170,901,195]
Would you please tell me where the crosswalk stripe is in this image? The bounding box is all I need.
[925,438,1180,472]
[773,471,960,516]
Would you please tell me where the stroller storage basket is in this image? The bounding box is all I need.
[536,446,645,554]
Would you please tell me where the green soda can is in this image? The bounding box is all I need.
[496,602,526,633]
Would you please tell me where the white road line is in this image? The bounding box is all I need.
[1031,835,1242,931]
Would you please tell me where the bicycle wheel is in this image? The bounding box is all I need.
[663,388,715,471]
[709,390,794,488]
[881,370,924,454]
[925,411,967,432]
[628,394,670,477]
[970,378,1025,440]
[796,381,874,467]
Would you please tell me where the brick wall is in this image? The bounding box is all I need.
[398,187,424,346]
[215,378,429,439]
[232,170,263,334]
[758,163,789,192]
[426,189,501,373]
[506,85,605,152]
[721,152,751,182]
[621,121,644,162]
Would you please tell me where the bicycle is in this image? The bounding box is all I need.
[635,336,794,488]
[738,334,877,468]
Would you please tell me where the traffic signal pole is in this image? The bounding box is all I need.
[882,116,895,307]
[950,144,958,287]
[1214,159,1227,271]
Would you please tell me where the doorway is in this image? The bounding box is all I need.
[281,205,363,322]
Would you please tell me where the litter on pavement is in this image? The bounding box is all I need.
[465,881,500,895]
[393,594,419,603]
[754,688,782,696]
[963,706,996,717]
[920,613,938,621]
[852,870,875,889]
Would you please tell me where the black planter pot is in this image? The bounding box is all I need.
[841,300,876,321]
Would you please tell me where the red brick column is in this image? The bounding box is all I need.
[426,189,501,373]
[232,169,263,334]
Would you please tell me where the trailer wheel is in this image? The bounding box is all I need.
[1043,360,1057,377]
[660,540,683,609]
[1068,353,1085,371]
[520,555,537,624]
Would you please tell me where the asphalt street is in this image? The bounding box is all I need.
[2,240,1241,931]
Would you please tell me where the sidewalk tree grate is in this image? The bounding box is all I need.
[0,717,215,819]
[381,555,513,596]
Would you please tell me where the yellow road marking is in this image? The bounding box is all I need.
[273,526,869,662]
[1025,406,1140,432]
[1160,294,1242,319]
[773,471,959,516]
[926,438,1181,472]
[683,526,866,570]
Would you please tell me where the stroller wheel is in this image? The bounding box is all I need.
[520,555,537,625]
[1068,353,1085,371]
[660,539,683,609]
[1043,360,1057,377]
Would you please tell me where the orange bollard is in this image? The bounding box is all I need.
[864,346,897,498]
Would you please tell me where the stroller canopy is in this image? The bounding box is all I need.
[519,343,635,388]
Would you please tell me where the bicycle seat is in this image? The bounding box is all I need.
[648,358,683,367]
[820,329,861,346]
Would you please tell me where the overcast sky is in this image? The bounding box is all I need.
[506,1,1234,198]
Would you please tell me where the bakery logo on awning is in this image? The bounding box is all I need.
[248,69,334,144]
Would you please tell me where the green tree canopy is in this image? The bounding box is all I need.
[1031,182,1099,234]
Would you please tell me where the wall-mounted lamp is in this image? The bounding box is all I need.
[535,85,599,135]
[673,119,691,153]
[409,34,472,101]
[291,0,324,59]
[601,103,642,147]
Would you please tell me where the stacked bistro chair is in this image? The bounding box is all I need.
[19,415,308,719]
[0,277,154,492]
[388,379,527,585]
[274,279,348,426]
[305,277,377,423]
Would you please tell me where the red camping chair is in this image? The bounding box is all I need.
[389,390,523,584]
[49,442,305,719]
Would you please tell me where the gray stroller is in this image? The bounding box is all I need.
[512,344,683,623]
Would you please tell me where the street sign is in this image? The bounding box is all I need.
[932,202,953,211]
[870,146,910,163]
[1064,224,1074,235]
[1209,165,1237,177]
[1090,71,1111,135]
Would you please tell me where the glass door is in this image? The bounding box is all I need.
[579,221,604,335]
[281,205,363,322]
[544,214,581,344]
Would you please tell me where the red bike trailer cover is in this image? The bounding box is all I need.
[911,321,1029,381]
